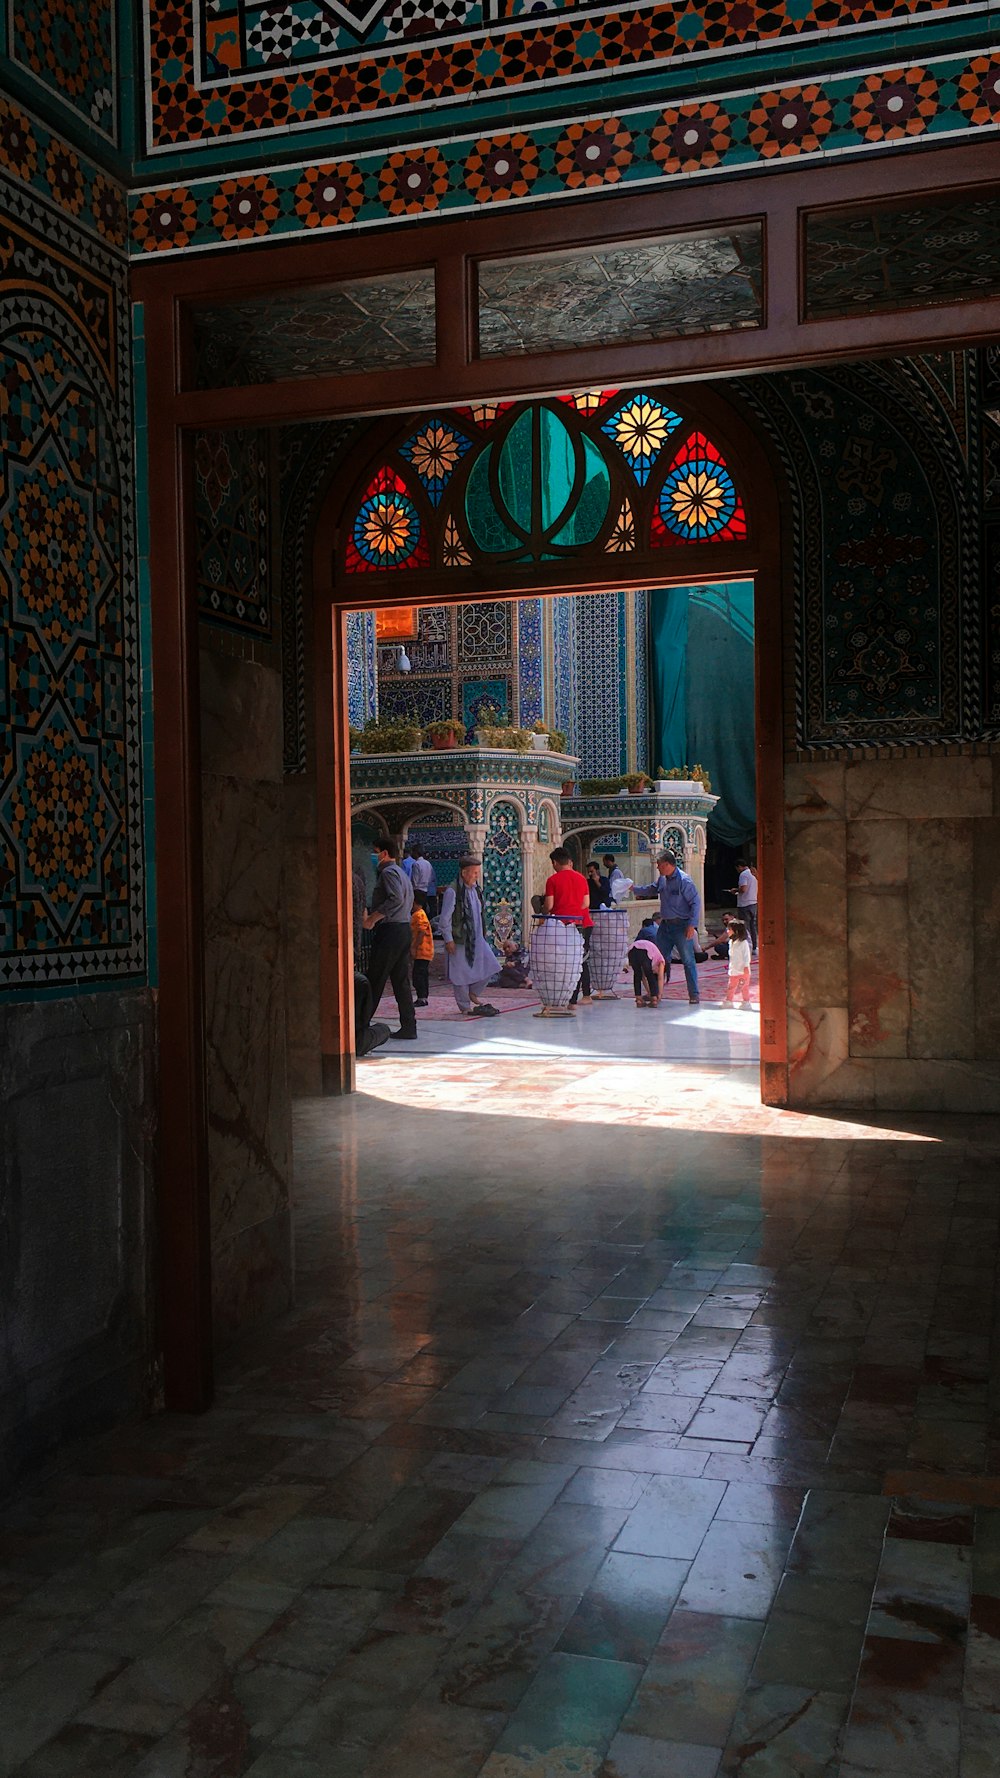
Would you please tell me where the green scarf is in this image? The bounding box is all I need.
[450,879,480,968]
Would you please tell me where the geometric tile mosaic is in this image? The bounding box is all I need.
[0,91,127,250]
[148,1,984,153]
[194,429,272,635]
[734,355,977,747]
[8,0,117,146]
[132,49,1000,260]
[0,173,145,988]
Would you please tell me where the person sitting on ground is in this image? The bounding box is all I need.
[703,912,735,960]
[628,923,668,1007]
[491,937,532,990]
[410,898,434,1008]
[439,853,501,1018]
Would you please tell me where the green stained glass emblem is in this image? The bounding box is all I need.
[463,402,611,564]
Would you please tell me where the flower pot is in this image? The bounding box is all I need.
[431,733,459,750]
[660,779,703,795]
[629,785,649,796]
[561,780,576,796]
[531,734,549,751]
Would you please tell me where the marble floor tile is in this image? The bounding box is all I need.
[3,1057,1000,1776]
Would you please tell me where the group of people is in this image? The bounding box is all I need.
[354,836,758,1051]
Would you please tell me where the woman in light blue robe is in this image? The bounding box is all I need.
[439,854,500,1017]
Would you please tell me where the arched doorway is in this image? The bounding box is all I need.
[310,383,787,1102]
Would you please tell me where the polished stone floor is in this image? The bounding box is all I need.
[412,995,760,1065]
[2,1057,999,1777]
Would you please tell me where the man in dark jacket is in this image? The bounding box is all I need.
[363,838,417,1040]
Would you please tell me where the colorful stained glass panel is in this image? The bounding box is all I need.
[651,432,747,544]
[400,418,472,505]
[346,466,429,572]
[602,393,682,486]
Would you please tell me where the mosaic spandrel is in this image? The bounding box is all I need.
[191,271,437,388]
[477,229,763,359]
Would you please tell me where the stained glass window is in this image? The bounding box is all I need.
[651,432,748,544]
[345,466,429,573]
[341,392,748,576]
[400,418,472,506]
[601,394,682,486]
[464,404,612,564]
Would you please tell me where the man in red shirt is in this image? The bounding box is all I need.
[544,847,593,1006]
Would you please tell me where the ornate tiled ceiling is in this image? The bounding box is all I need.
[192,271,437,386]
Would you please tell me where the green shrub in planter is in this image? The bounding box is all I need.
[579,776,626,796]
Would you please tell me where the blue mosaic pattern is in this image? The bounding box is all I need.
[602,394,683,487]
[346,611,378,727]
[483,798,524,944]
[462,678,512,737]
[574,591,626,778]
[550,595,577,755]
[633,588,649,772]
[517,598,544,729]
[400,418,472,507]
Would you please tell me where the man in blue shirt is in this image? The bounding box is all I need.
[634,850,702,1004]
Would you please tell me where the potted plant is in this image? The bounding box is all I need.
[579,776,625,796]
[531,720,550,752]
[359,717,423,754]
[561,778,577,796]
[624,771,651,795]
[655,764,713,794]
[424,717,464,751]
[547,729,568,754]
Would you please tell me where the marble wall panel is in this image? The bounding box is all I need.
[201,648,284,786]
[201,648,293,1344]
[906,818,975,1062]
[844,758,992,823]
[787,1006,874,1108]
[846,820,908,889]
[784,821,848,1009]
[0,993,156,1490]
[972,817,1000,1067]
[283,779,322,1098]
[847,887,909,1059]
[783,762,846,823]
[204,939,293,1345]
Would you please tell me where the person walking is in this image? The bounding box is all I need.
[724,918,753,1007]
[363,838,418,1041]
[410,844,437,915]
[633,849,703,1004]
[410,898,434,1007]
[544,847,593,1005]
[439,854,500,1018]
[733,858,758,952]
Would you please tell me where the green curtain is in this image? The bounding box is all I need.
[649,586,688,781]
[650,582,756,848]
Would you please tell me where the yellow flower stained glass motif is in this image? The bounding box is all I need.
[400,418,472,505]
[601,393,682,484]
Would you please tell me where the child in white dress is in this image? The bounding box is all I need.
[724,918,753,1007]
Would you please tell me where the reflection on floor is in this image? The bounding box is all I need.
[1,1060,998,1776]
[396,994,761,1065]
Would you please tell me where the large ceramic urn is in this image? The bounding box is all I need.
[530,916,583,1016]
[589,906,630,996]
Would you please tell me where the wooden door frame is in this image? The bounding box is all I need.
[142,141,1000,1412]
[309,383,788,1101]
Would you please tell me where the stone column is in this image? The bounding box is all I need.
[520,829,537,937]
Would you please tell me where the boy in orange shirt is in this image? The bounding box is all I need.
[410,901,434,1007]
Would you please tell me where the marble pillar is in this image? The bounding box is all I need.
[201,644,294,1344]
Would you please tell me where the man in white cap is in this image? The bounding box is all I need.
[438,853,500,1018]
